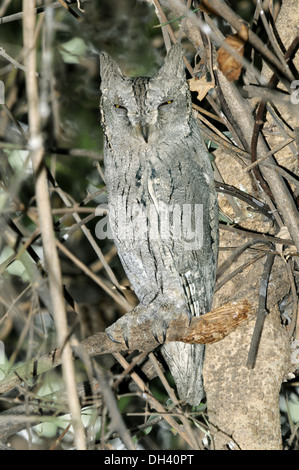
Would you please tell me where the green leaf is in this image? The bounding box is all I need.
[60,37,88,64]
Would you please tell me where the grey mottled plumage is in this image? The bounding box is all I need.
[99,44,218,405]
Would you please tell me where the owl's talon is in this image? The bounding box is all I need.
[153,332,160,344]
[106,331,122,344]
[124,335,130,349]
[162,329,167,343]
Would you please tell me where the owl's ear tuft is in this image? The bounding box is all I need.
[154,43,185,83]
[100,51,125,88]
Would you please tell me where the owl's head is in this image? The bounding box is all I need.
[100,44,192,145]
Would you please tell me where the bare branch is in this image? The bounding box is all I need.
[0,299,252,395]
[22,0,86,450]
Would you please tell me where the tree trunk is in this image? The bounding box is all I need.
[204,307,290,450]
[160,0,298,449]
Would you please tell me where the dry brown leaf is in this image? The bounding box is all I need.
[217,24,249,82]
[178,299,253,344]
[188,76,214,101]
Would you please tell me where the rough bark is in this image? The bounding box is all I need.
[204,308,290,450]
[159,0,298,450]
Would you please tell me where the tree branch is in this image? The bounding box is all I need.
[246,253,275,369]
[22,0,86,450]
[0,299,252,395]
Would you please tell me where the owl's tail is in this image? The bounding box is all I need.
[162,342,205,406]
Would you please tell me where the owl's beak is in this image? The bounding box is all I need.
[141,124,149,143]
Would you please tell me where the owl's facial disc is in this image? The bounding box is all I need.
[113,99,160,143]
[106,74,189,144]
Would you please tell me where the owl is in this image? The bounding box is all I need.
[99,44,218,405]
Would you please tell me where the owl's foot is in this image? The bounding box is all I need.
[105,301,185,349]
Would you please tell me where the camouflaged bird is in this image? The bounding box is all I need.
[99,44,218,405]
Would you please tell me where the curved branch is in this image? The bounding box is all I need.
[0,299,253,395]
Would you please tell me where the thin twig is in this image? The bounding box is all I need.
[90,357,135,450]
[113,352,196,448]
[0,47,39,77]
[0,0,12,17]
[0,0,89,24]
[167,0,266,84]
[245,137,295,172]
[216,239,270,280]
[256,0,290,71]
[22,0,86,450]
[152,0,172,51]
[56,0,82,20]
[55,238,131,311]
[220,221,294,243]
[215,251,266,292]
[215,181,275,221]
[261,162,299,190]
[246,253,275,368]
[250,35,299,202]
[205,0,294,82]
[46,168,128,305]
[148,352,201,449]
[283,259,299,340]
